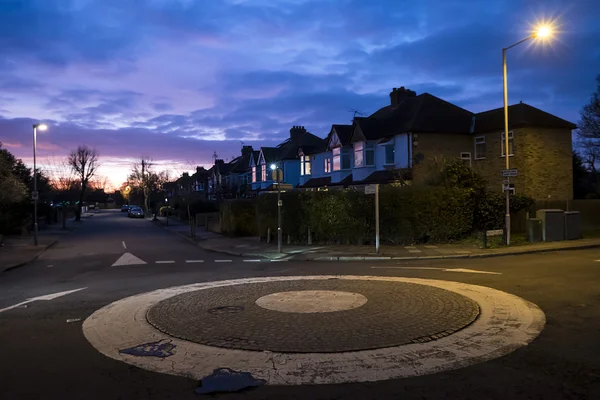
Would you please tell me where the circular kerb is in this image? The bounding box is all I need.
[255,290,368,313]
[82,275,546,386]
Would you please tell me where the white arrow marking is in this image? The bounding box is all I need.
[371,267,501,275]
[0,287,87,313]
[112,252,147,266]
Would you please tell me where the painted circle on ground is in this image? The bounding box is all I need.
[255,290,368,313]
[146,280,480,352]
[82,276,546,385]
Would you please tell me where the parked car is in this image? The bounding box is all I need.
[128,206,144,218]
[121,205,130,212]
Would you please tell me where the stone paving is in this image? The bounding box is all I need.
[147,279,480,353]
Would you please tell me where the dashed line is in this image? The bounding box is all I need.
[270,259,289,262]
[155,261,175,264]
[122,241,127,250]
[185,260,204,263]
[47,265,54,268]
[243,260,262,263]
[215,260,233,263]
[408,250,422,253]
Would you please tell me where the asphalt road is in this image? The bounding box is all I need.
[1,209,599,399]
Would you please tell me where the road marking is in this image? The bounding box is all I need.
[83,276,543,385]
[243,260,262,263]
[156,261,175,264]
[215,260,232,263]
[122,241,127,250]
[0,288,87,314]
[271,259,289,262]
[112,253,147,266]
[185,260,204,263]
[408,250,422,253]
[371,266,501,275]
[47,265,54,268]
[424,245,438,249]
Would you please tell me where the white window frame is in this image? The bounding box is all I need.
[500,131,514,157]
[261,165,267,182]
[354,142,364,168]
[341,148,351,170]
[324,157,332,174]
[384,144,395,165]
[365,142,375,167]
[332,147,341,171]
[252,166,257,183]
[300,155,312,176]
[474,136,486,160]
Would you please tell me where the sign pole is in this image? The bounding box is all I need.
[375,184,380,255]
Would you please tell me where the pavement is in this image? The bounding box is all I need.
[155,215,600,261]
[1,208,599,399]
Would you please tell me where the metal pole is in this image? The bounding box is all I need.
[375,184,380,255]
[33,126,38,246]
[502,48,511,246]
[277,171,282,254]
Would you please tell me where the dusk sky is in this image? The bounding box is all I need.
[0,0,598,188]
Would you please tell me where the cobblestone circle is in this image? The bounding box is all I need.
[146,279,480,353]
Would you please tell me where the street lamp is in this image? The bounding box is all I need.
[502,24,553,245]
[32,123,47,246]
[270,163,282,253]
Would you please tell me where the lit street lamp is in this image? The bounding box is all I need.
[502,23,553,245]
[32,123,48,246]
[270,163,282,253]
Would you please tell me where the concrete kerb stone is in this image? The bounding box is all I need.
[1,239,59,273]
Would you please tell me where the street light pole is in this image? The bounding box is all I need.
[32,123,47,246]
[501,25,552,245]
[270,163,282,253]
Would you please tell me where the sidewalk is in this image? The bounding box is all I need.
[153,216,600,261]
[0,217,83,272]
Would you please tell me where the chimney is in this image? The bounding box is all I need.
[389,86,417,108]
[183,172,189,178]
[215,159,224,165]
[290,125,306,141]
[196,166,206,174]
[242,145,253,157]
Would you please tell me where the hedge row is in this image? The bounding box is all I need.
[222,185,533,245]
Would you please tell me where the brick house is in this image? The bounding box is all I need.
[300,87,576,200]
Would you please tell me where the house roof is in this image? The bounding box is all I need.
[331,124,353,145]
[298,177,332,188]
[260,147,281,164]
[352,93,474,142]
[299,138,327,156]
[474,102,577,133]
[356,169,411,185]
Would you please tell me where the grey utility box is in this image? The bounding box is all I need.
[527,218,543,243]
[564,211,582,240]
[536,209,565,242]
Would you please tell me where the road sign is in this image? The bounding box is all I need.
[501,169,518,177]
[365,184,378,195]
[32,191,39,200]
[486,229,504,237]
[277,200,283,207]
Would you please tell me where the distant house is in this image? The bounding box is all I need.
[297,86,575,200]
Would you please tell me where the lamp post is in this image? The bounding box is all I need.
[270,163,282,253]
[502,24,552,245]
[32,123,48,246]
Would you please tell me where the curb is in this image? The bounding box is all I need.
[2,240,59,273]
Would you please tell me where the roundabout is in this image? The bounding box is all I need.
[83,275,546,385]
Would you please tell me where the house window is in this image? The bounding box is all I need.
[385,144,394,165]
[342,149,351,170]
[333,147,341,171]
[365,142,375,166]
[474,136,486,159]
[460,152,472,167]
[301,155,311,176]
[252,166,257,183]
[261,165,267,181]
[324,157,332,173]
[354,142,364,167]
[501,131,514,157]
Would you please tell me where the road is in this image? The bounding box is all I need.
[0,209,599,399]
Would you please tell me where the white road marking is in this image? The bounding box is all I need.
[0,287,87,314]
[112,253,147,266]
[424,245,438,249]
[405,246,417,249]
[408,250,422,253]
[270,259,288,262]
[185,260,204,263]
[122,241,127,250]
[215,260,232,263]
[371,266,502,275]
[47,265,54,268]
[243,259,262,263]
[83,276,543,385]
[155,261,175,264]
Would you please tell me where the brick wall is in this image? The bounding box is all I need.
[412,128,573,200]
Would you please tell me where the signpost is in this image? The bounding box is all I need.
[501,169,518,177]
[365,184,380,255]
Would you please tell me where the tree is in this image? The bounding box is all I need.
[0,143,27,205]
[578,74,600,144]
[68,145,99,221]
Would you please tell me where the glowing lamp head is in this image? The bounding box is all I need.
[270,164,277,171]
[36,124,48,131]
[536,25,551,38]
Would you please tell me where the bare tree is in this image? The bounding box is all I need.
[128,157,154,215]
[68,146,99,221]
[578,74,600,144]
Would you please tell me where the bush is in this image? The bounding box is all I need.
[221,200,257,236]
[159,206,175,216]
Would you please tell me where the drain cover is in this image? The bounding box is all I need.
[207,306,245,315]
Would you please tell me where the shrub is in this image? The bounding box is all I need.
[221,200,257,236]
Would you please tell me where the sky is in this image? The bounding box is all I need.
[0,0,599,189]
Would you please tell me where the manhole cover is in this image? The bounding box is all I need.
[207,306,245,315]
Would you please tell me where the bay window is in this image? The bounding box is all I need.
[300,155,311,176]
[252,166,257,183]
[365,142,375,166]
[354,142,364,167]
[324,157,332,173]
[261,165,267,181]
[385,144,395,165]
[333,147,341,171]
